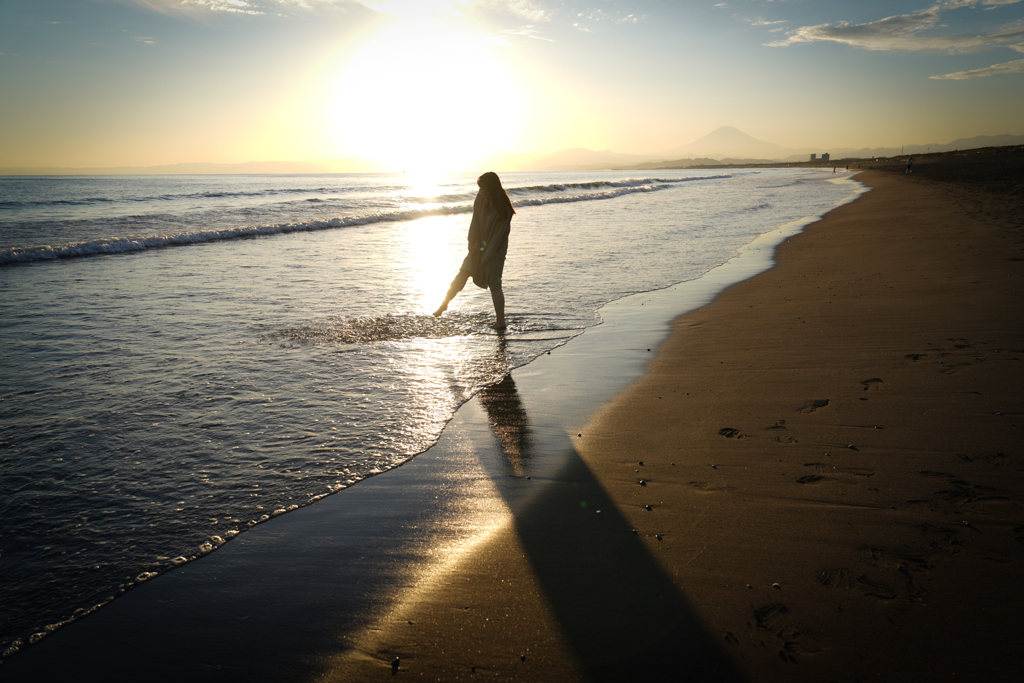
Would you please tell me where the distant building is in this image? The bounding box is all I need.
[809,154,817,161]
[822,153,830,162]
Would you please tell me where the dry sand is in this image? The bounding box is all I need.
[337,150,1024,681]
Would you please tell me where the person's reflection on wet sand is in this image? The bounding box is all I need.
[477,373,530,477]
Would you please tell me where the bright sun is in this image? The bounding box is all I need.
[331,22,520,172]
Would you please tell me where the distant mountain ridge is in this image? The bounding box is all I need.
[822,133,1024,161]
[3,129,1022,175]
[483,128,1024,171]
[630,127,1024,168]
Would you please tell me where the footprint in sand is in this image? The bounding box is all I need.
[752,603,820,662]
[754,602,790,631]
[956,451,1010,465]
[935,479,1010,508]
[765,420,798,443]
[798,399,830,413]
[860,378,883,391]
[817,568,853,589]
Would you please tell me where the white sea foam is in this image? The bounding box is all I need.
[508,174,731,195]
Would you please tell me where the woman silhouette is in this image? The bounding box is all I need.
[433,172,515,329]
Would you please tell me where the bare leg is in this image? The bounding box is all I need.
[490,285,505,329]
[433,270,471,316]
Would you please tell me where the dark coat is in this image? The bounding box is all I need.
[461,190,512,289]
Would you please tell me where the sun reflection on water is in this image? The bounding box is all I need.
[400,213,467,314]
[401,169,449,198]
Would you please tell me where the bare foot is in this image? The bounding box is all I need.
[491,321,506,330]
[432,303,447,317]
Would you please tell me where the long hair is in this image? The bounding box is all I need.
[477,171,516,217]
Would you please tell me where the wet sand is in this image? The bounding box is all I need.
[340,151,1024,680]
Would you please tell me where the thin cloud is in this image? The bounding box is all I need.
[123,0,389,16]
[126,0,555,22]
[124,0,643,36]
[179,0,266,14]
[572,3,646,31]
[577,9,606,22]
[494,0,550,23]
[767,1,1024,54]
[358,0,551,23]
[490,26,556,43]
[125,0,268,15]
[930,55,1024,77]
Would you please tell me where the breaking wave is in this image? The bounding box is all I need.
[0,174,732,265]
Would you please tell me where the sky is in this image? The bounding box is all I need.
[1,0,1022,170]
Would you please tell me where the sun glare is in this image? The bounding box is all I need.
[401,214,461,311]
[330,22,520,173]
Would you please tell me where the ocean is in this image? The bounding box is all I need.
[0,168,863,660]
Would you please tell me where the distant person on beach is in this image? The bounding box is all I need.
[433,171,515,329]
[906,157,914,173]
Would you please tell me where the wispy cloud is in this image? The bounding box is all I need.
[931,40,1024,77]
[491,0,551,23]
[180,0,265,14]
[124,0,645,39]
[767,1,1024,53]
[488,25,556,44]
[125,0,553,20]
[572,3,646,32]
[931,55,1024,77]
[126,0,269,15]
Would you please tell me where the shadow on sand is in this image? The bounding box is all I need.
[475,365,743,681]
